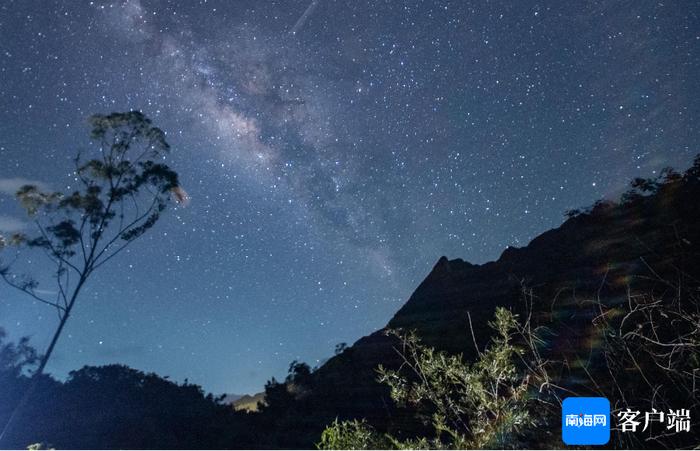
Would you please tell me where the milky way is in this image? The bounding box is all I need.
[0,0,697,394]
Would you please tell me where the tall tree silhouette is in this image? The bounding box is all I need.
[0,111,185,443]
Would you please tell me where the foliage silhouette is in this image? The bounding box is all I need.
[0,334,258,449]
[0,111,185,444]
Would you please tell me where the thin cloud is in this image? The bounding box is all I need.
[0,215,26,233]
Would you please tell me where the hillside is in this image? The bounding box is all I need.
[253,157,700,448]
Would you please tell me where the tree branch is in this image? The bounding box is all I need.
[0,272,66,312]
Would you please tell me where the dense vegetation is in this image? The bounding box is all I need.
[318,308,556,449]
[0,333,264,448]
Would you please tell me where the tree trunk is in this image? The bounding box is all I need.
[0,277,85,445]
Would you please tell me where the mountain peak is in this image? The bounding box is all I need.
[430,255,472,275]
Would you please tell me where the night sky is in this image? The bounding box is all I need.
[0,0,697,395]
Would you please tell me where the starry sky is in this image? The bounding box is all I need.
[0,0,698,395]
